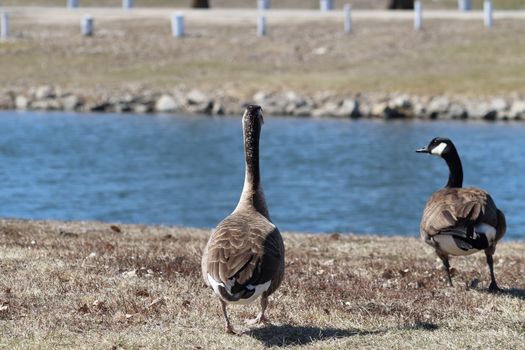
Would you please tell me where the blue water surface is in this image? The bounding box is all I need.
[0,111,523,239]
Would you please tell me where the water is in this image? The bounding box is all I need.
[0,111,524,239]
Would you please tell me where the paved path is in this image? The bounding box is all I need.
[3,7,525,25]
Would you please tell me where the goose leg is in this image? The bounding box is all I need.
[485,248,500,292]
[220,300,236,334]
[245,296,269,326]
[437,251,453,287]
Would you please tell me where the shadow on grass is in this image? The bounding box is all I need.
[248,322,440,347]
[492,288,525,300]
[248,325,367,347]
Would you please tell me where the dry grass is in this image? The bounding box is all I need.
[1,16,525,98]
[1,218,524,349]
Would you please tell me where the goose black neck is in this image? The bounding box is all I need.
[443,146,463,188]
[244,118,261,190]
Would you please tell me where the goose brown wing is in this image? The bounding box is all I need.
[420,187,499,237]
[205,212,284,290]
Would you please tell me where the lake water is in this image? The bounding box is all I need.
[0,111,524,239]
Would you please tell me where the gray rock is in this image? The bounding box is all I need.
[292,105,312,117]
[371,102,405,119]
[35,85,55,100]
[443,103,467,120]
[132,103,152,114]
[186,90,212,114]
[509,100,525,119]
[62,94,82,111]
[32,99,62,110]
[465,101,498,120]
[338,99,360,118]
[490,97,508,112]
[253,91,272,104]
[155,94,178,112]
[186,89,208,105]
[15,95,29,110]
[0,93,14,109]
[427,96,450,119]
[212,101,224,115]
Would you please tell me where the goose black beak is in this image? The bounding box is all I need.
[416,147,429,154]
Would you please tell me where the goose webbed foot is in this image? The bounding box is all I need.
[245,313,269,326]
[245,295,269,326]
[488,281,501,293]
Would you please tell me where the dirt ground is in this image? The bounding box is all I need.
[1,219,524,349]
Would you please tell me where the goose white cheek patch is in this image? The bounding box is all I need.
[431,142,447,156]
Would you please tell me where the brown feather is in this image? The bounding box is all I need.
[201,207,284,296]
[420,187,504,243]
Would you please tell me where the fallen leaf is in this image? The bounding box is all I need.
[78,303,89,314]
[110,225,122,233]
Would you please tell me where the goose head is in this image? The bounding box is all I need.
[416,137,455,157]
[243,105,264,131]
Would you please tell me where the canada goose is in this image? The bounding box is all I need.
[416,137,506,291]
[201,105,285,334]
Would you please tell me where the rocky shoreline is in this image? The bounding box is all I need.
[1,85,525,120]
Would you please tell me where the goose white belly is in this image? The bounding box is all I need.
[432,223,497,256]
[207,274,271,305]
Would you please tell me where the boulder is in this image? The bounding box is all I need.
[427,96,450,119]
[35,85,55,100]
[62,94,82,111]
[15,95,29,110]
[155,94,178,113]
[509,100,525,120]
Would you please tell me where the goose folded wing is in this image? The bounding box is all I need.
[206,222,282,289]
[421,188,498,237]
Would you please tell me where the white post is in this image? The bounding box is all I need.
[171,13,185,38]
[257,15,266,37]
[344,4,352,34]
[414,1,422,31]
[122,0,133,10]
[0,13,8,40]
[320,0,333,11]
[458,0,471,11]
[257,0,270,10]
[67,0,79,9]
[81,14,93,36]
[484,0,493,28]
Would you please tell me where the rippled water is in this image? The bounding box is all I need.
[0,111,524,239]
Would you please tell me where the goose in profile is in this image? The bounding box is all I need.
[201,105,285,334]
[416,137,506,291]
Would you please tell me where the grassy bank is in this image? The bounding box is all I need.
[1,14,524,98]
[1,219,524,349]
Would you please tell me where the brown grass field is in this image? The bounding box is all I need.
[1,219,524,349]
[1,12,525,97]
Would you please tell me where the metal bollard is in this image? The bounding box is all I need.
[257,15,266,37]
[458,0,472,11]
[1,13,8,40]
[171,13,185,38]
[320,0,333,11]
[484,0,493,28]
[414,1,422,31]
[257,0,270,10]
[344,4,352,34]
[122,0,133,10]
[67,0,79,9]
[81,15,93,37]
